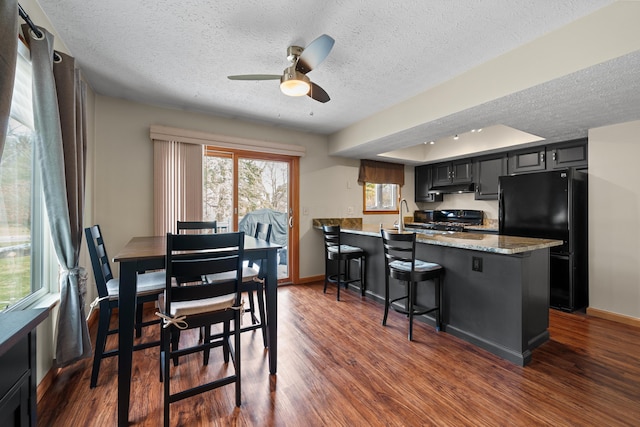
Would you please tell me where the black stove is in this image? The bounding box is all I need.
[413,210,483,232]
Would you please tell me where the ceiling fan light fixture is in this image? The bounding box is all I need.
[280,67,310,97]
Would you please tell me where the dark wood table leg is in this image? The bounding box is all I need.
[266,249,278,374]
[118,261,136,427]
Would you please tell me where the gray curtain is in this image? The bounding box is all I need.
[0,0,18,160]
[24,25,91,366]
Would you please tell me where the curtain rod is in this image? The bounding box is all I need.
[18,3,62,62]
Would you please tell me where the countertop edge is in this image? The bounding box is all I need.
[317,225,562,255]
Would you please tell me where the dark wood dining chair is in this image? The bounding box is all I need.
[158,231,245,427]
[322,225,366,300]
[381,229,444,341]
[208,222,272,347]
[84,224,164,388]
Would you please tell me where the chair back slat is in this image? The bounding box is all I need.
[177,220,218,234]
[322,225,341,255]
[84,225,113,298]
[247,222,273,276]
[254,222,272,242]
[381,230,418,274]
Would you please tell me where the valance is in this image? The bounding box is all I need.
[357,159,405,186]
[150,125,306,157]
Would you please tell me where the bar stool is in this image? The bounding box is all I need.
[381,229,444,340]
[322,225,366,301]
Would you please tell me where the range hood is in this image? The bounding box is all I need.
[428,182,476,194]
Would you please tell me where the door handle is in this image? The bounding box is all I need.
[289,216,293,228]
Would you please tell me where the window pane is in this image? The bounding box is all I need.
[203,154,233,229]
[0,50,36,310]
[365,183,398,211]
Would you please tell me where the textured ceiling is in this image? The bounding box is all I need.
[35,0,635,161]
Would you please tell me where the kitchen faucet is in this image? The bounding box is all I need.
[398,198,409,232]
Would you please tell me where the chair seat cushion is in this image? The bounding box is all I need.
[205,265,260,284]
[327,244,363,254]
[389,259,442,272]
[106,270,166,300]
[158,292,236,318]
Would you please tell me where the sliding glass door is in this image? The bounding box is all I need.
[203,147,298,283]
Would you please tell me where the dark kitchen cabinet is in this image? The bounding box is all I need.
[432,160,473,186]
[414,165,443,203]
[548,139,588,170]
[0,309,48,427]
[508,139,588,175]
[508,147,546,174]
[474,155,507,200]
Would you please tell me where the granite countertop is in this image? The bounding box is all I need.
[334,224,562,255]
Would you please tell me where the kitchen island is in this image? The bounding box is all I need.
[319,222,562,365]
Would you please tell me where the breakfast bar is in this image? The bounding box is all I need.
[318,222,563,365]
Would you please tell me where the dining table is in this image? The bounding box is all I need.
[112,234,281,427]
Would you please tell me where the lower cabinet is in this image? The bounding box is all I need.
[0,309,48,427]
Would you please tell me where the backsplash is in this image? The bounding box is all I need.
[416,192,499,223]
[312,217,363,229]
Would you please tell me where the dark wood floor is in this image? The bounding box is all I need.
[38,283,640,426]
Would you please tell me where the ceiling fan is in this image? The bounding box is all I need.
[227,34,335,103]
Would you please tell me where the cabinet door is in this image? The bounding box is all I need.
[474,155,507,200]
[414,165,430,201]
[549,140,588,169]
[508,148,546,174]
[432,163,453,186]
[451,160,473,183]
[414,166,442,202]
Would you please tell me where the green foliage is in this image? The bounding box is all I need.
[204,156,289,222]
[0,255,31,310]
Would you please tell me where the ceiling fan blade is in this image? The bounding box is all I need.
[296,34,335,74]
[308,82,330,103]
[227,74,280,80]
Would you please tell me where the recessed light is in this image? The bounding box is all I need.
[430,141,435,145]
[453,135,459,140]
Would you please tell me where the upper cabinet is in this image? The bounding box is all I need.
[509,139,587,174]
[414,138,587,202]
[508,147,546,174]
[474,155,507,200]
[415,165,443,203]
[432,160,473,186]
[548,139,588,170]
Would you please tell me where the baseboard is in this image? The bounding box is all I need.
[587,307,640,328]
[296,275,325,285]
[37,366,58,404]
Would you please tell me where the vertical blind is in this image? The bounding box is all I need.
[153,140,203,235]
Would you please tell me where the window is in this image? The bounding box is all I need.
[0,41,57,312]
[364,183,399,213]
[358,160,404,214]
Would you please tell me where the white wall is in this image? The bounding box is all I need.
[93,95,339,281]
[588,120,640,318]
[92,96,429,282]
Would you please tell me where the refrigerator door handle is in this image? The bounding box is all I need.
[498,188,504,233]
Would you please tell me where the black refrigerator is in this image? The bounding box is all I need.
[498,169,588,311]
